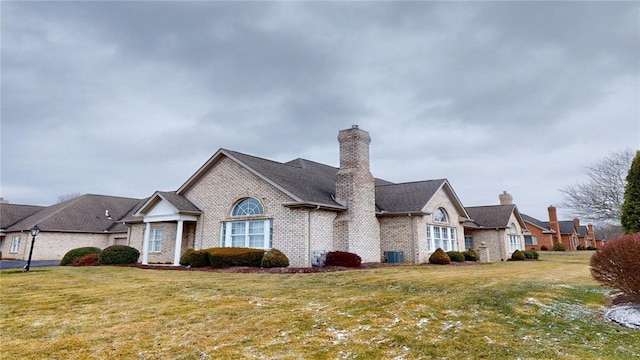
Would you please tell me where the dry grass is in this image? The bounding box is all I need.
[1,251,638,359]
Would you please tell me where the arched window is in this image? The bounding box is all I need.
[509,223,517,234]
[232,198,263,216]
[223,197,272,250]
[434,208,448,223]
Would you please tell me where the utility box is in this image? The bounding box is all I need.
[384,251,404,264]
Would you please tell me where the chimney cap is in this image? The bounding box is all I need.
[352,125,359,129]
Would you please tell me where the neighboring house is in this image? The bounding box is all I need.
[463,191,529,262]
[124,125,473,267]
[521,213,555,250]
[1,201,45,257]
[1,194,142,260]
[521,206,598,250]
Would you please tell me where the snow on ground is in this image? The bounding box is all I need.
[604,303,640,330]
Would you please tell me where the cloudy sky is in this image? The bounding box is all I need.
[2,1,639,221]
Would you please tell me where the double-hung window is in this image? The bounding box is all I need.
[221,198,273,250]
[10,235,20,253]
[149,227,163,253]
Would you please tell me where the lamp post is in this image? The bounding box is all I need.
[24,224,40,272]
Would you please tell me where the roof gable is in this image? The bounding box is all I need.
[465,204,527,229]
[0,203,45,229]
[135,191,202,216]
[376,179,470,218]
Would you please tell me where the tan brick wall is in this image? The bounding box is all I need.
[424,188,466,255]
[182,157,320,267]
[380,216,416,264]
[1,231,112,260]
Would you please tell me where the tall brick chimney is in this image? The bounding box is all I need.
[587,224,595,247]
[333,125,381,262]
[548,205,561,245]
[499,191,513,205]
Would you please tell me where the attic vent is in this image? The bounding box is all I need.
[105,210,111,219]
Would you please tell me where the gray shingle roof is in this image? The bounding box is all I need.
[157,191,202,213]
[7,194,142,233]
[1,203,45,230]
[521,213,552,231]
[558,221,577,234]
[375,180,446,213]
[465,204,516,228]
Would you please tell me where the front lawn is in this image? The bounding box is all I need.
[1,252,638,359]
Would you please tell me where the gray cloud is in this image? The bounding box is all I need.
[2,1,638,221]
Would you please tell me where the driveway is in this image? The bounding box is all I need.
[0,260,60,270]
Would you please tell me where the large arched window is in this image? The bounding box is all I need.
[222,197,272,249]
[232,198,263,216]
[508,223,521,253]
[434,208,448,223]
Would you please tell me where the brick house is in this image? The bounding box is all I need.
[521,206,598,250]
[463,191,529,262]
[0,194,141,260]
[124,125,472,267]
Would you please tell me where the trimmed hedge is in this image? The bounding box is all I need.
[179,248,211,267]
[98,245,140,265]
[325,251,362,268]
[446,251,465,262]
[429,248,451,265]
[522,250,539,260]
[552,243,567,251]
[463,249,479,262]
[511,250,526,261]
[61,247,102,266]
[590,232,640,302]
[261,248,289,268]
[208,247,265,268]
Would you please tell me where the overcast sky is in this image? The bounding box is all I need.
[2,1,639,221]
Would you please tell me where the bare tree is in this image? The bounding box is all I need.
[57,192,82,203]
[560,148,634,224]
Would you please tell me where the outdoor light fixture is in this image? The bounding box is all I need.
[24,224,40,272]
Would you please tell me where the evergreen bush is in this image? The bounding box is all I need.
[208,248,265,268]
[261,248,290,268]
[540,245,548,251]
[446,251,465,262]
[98,245,140,265]
[586,246,597,251]
[511,250,526,261]
[61,247,102,266]
[590,232,640,303]
[429,248,451,265]
[179,249,211,267]
[463,249,479,261]
[522,250,539,260]
[577,245,586,250]
[325,251,362,268]
[552,243,566,251]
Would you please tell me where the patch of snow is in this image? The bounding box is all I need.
[604,303,640,330]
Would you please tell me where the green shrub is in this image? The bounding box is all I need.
[208,247,265,268]
[261,248,290,268]
[540,245,548,251]
[552,242,567,251]
[463,249,479,261]
[429,248,451,265]
[446,251,465,262]
[98,245,140,265]
[590,232,640,303]
[586,246,597,250]
[522,250,539,260]
[511,250,526,261]
[179,249,211,267]
[61,247,102,266]
[577,245,586,250]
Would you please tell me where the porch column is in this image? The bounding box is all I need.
[173,220,184,266]
[142,222,151,265]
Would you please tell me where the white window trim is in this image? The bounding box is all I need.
[427,225,458,252]
[221,219,272,250]
[10,235,21,253]
[508,235,521,253]
[148,227,163,253]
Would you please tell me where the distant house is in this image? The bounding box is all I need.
[463,191,529,261]
[0,194,141,260]
[521,206,599,250]
[123,125,473,267]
